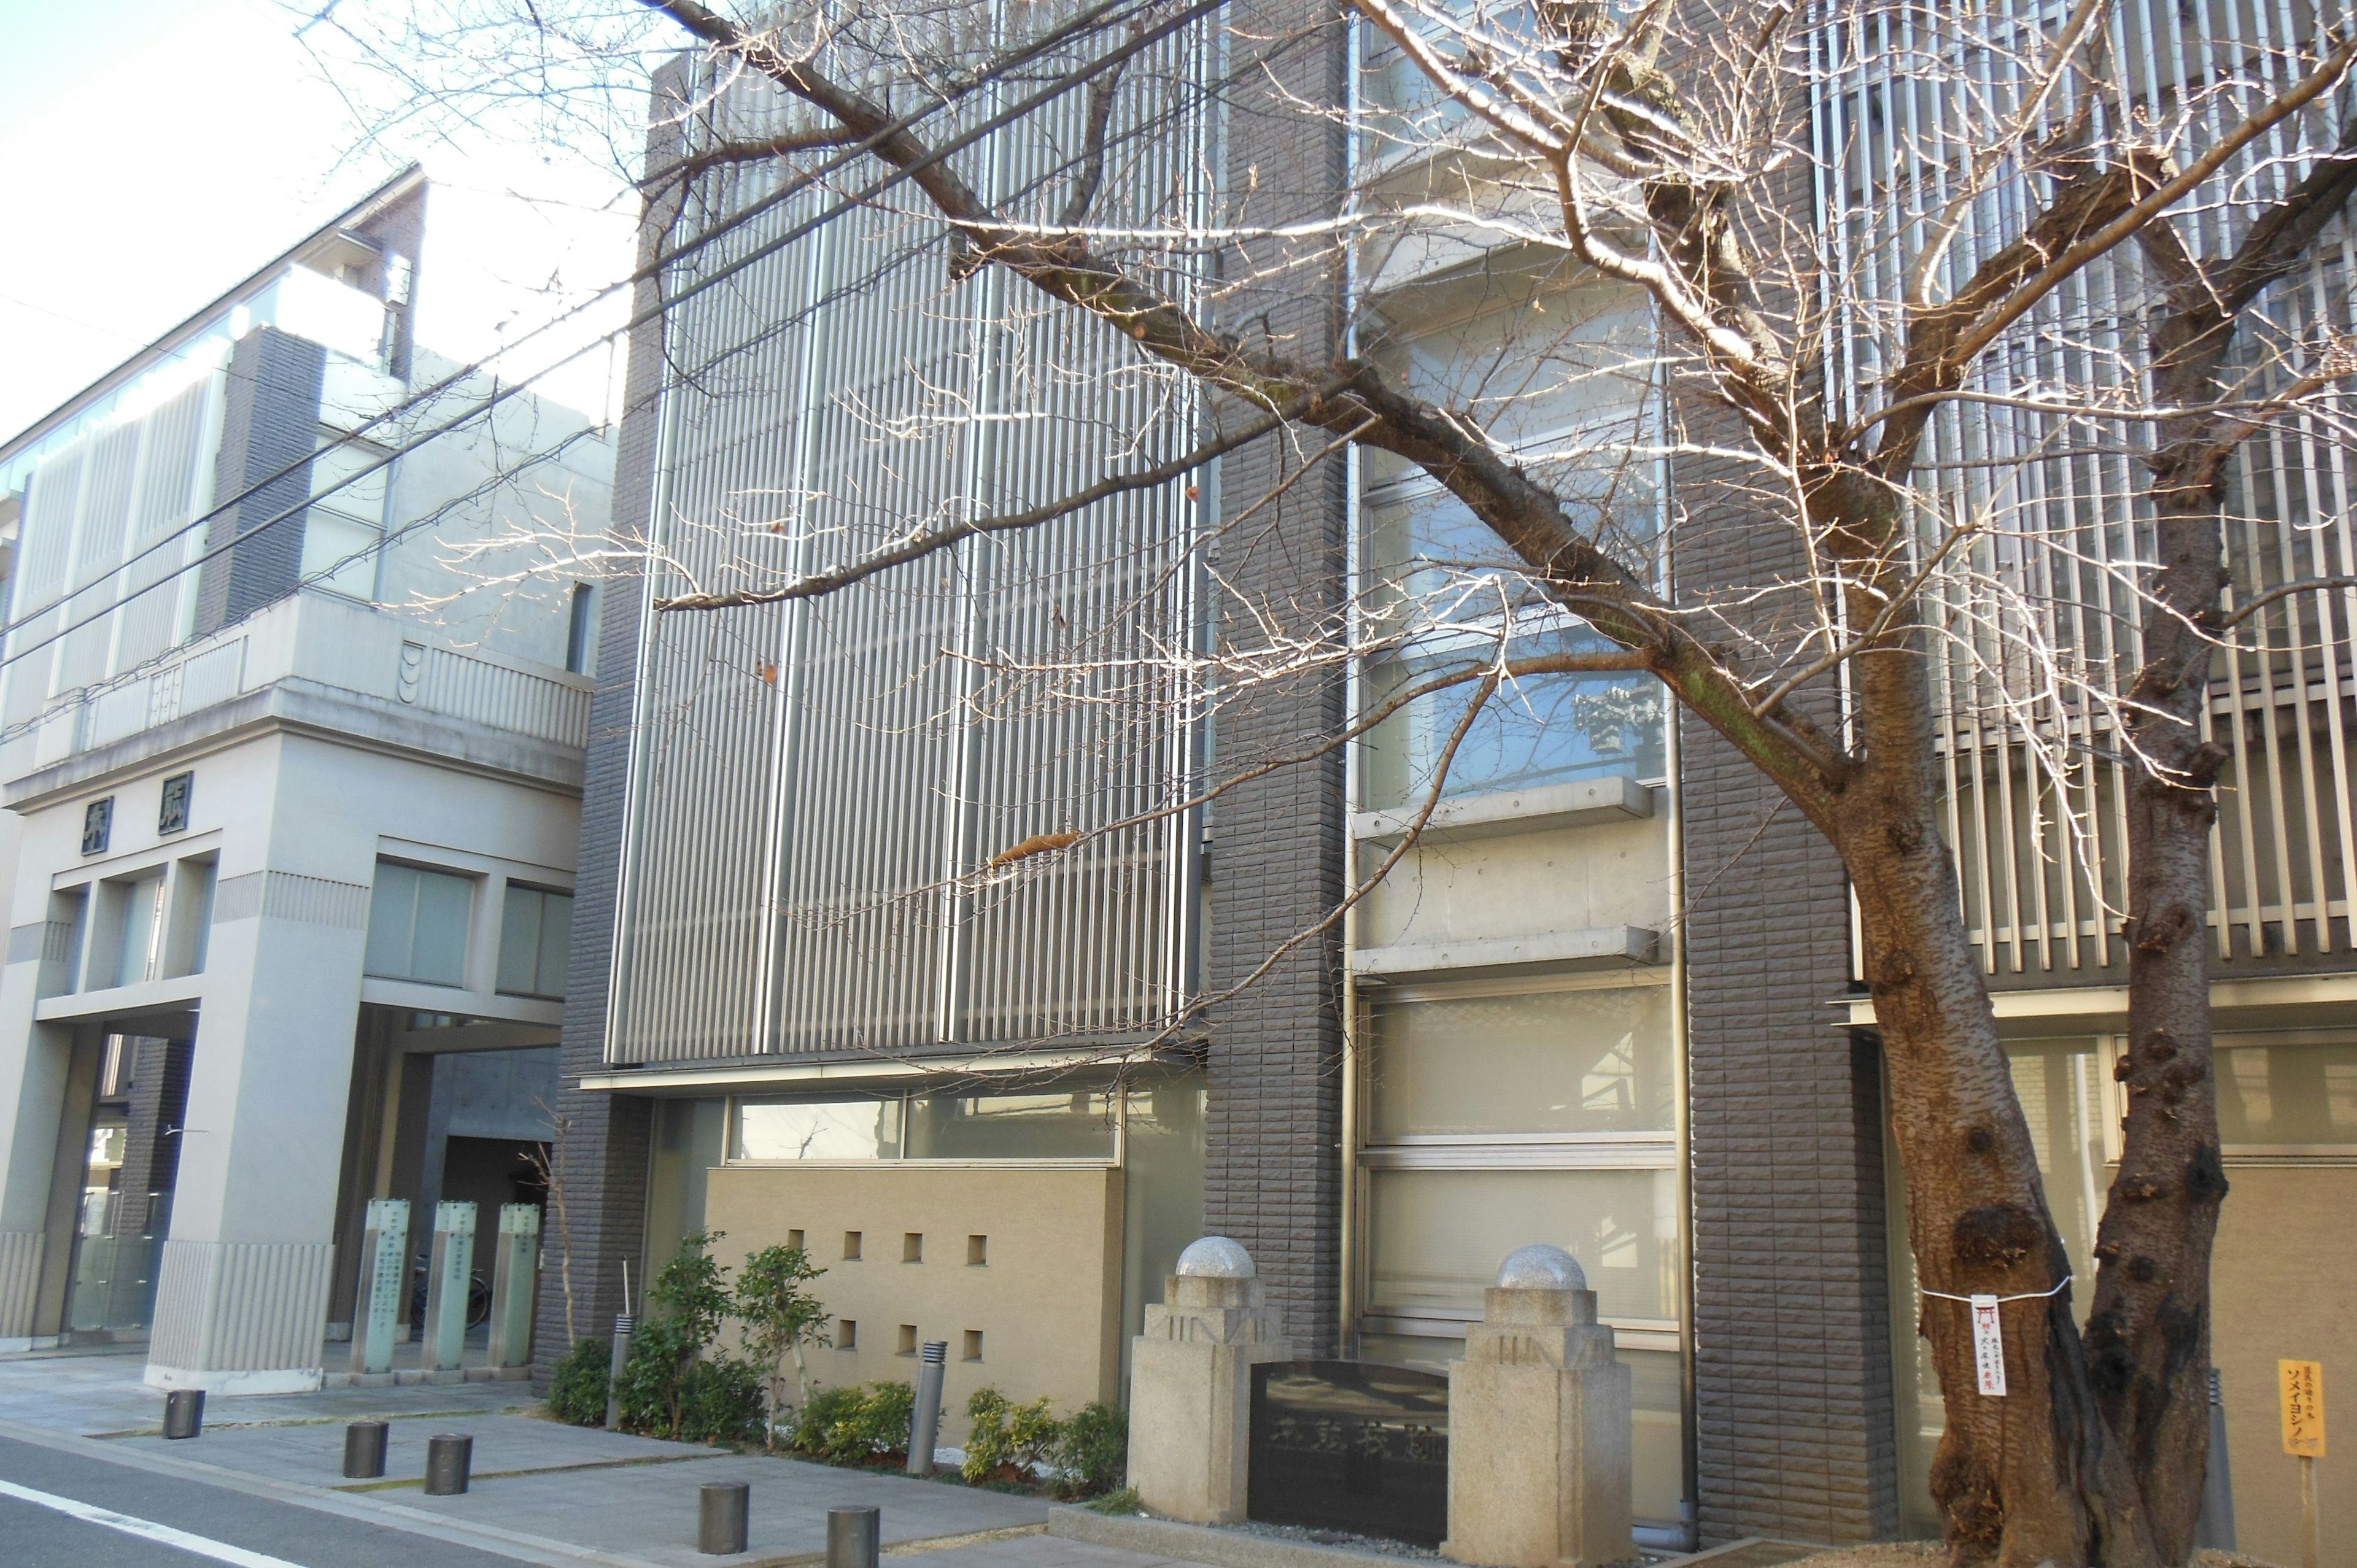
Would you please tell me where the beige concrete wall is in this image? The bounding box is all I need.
[1357,809,1673,951]
[2211,1164,2355,1568]
[703,1162,1124,1443]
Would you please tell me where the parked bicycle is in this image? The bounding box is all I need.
[411,1251,492,1330]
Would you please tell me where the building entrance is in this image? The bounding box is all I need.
[66,1034,192,1338]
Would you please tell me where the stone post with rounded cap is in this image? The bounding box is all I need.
[1126,1235,1293,1523]
[1444,1245,1635,1568]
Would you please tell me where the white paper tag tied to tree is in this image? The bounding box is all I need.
[1971,1294,2007,1397]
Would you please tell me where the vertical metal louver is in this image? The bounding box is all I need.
[1811,0,2357,971]
[610,10,1213,1062]
[2,373,223,736]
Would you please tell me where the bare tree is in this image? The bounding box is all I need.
[322,0,2357,1559]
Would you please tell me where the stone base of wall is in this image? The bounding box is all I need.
[144,1238,333,1388]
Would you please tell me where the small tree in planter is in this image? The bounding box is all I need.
[615,1230,764,1442]
[734,1242,830,1445]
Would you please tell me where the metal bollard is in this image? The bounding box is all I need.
[697,1481,750,1555]
[904,1341,947,1475]
[161,1389,204,1440]
[424,1433,473,1496]
[826,1506,880,1568]
[343,1419,389,1479]
[605,1314,635,1431]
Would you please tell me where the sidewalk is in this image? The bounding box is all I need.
[0,1346,1201,1568]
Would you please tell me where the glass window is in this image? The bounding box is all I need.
[732,1097,904,1161]
[1366,1167,1681,1323]
[904,1089,1119,1159]
[2003,1038,2107,1296]
[2216,1038,2357,1148]
[303,430,387,600]
[497,886,574,999]
[106,873,167,990]
[365,861,473,987]
[1368,984,1676,1138]
[1360,628,1666,809]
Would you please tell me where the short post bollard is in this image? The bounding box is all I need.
[424,1433,473,1496]
[605,1314,635,1431]
[698,1481,750,1555]
[827,1505,880,1568]
[344,1419,389,1480]
[905,1341,947,1475]
[162,1389,205,1440]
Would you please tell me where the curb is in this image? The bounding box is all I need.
[1048,1505,1430,1568]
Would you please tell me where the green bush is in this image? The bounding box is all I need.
[959,1389,1123,1496]
[548,1336,610,1426]
[962,1387,1060,1484]
[603,1232,769,1443]
[676,1355,768,1444]
[792,1380,915,1464]
[1053,1401,1127,1498]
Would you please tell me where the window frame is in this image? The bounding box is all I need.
[363,858,478,989]
[1352,970,1684,1341]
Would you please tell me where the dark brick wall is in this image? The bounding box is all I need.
[1199,0,1353,1357]
[196,326,324,636]
[531,87,681,1376]
[1664,108,1900,1531]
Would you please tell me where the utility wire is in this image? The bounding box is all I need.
[0,0,1209,689]
[0,0,1231,704]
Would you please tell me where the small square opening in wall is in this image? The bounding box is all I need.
[843,1231,862,1261]
[787,1229,805,1252]
[967,1235,988,1266]
[896,1324,918,1356]
[961,1330,983,1362]
[838,1319,857,1351]
[902,1232,923,1263]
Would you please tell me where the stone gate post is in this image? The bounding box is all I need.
[1446,1245,1634,1568]
[1128,1235,1293,1523]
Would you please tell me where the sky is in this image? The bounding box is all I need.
[0,0,642,444]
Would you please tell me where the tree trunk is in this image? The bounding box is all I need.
[1812,508,2157,1566]
[2085,307,2239,1559]
[1838,728,2153,1564]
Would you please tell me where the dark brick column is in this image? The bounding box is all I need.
[195,326,325,635]
[532,119,676,1376]
[1668,287,1900,1543]
[1199,0,1352,1356]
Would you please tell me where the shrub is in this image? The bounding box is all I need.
[1082,1486,1142,1515]
[792,1380,915,1465]
[1053,1401,1127,1498]
[676,1355,768,1444]
[964,1388,1120,1494]
[549,1335,610,1426]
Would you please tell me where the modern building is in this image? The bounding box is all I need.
[0,167,614,1391]
[555,1,2350,1561]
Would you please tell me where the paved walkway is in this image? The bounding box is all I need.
[0,1347,1202,1568]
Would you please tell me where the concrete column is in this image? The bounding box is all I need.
[1446,1246,1635,1568]
[1128,1236,1293,1524]
[0,1011,71,1348]
[145,868,371,1393]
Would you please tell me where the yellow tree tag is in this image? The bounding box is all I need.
[2280,1359,2326,1458]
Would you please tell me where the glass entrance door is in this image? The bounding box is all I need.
[66,1034,192,1337]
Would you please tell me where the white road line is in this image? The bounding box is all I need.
[0,1476,306,1567]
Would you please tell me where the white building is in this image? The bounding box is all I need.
[0,168,613,1391]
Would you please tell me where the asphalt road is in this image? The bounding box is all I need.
[0,1431,535,1567]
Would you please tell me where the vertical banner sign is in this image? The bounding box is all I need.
[1971,1296,2007,1397]
[2281,1359,2327,1456]
[357,1199,409,1376]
